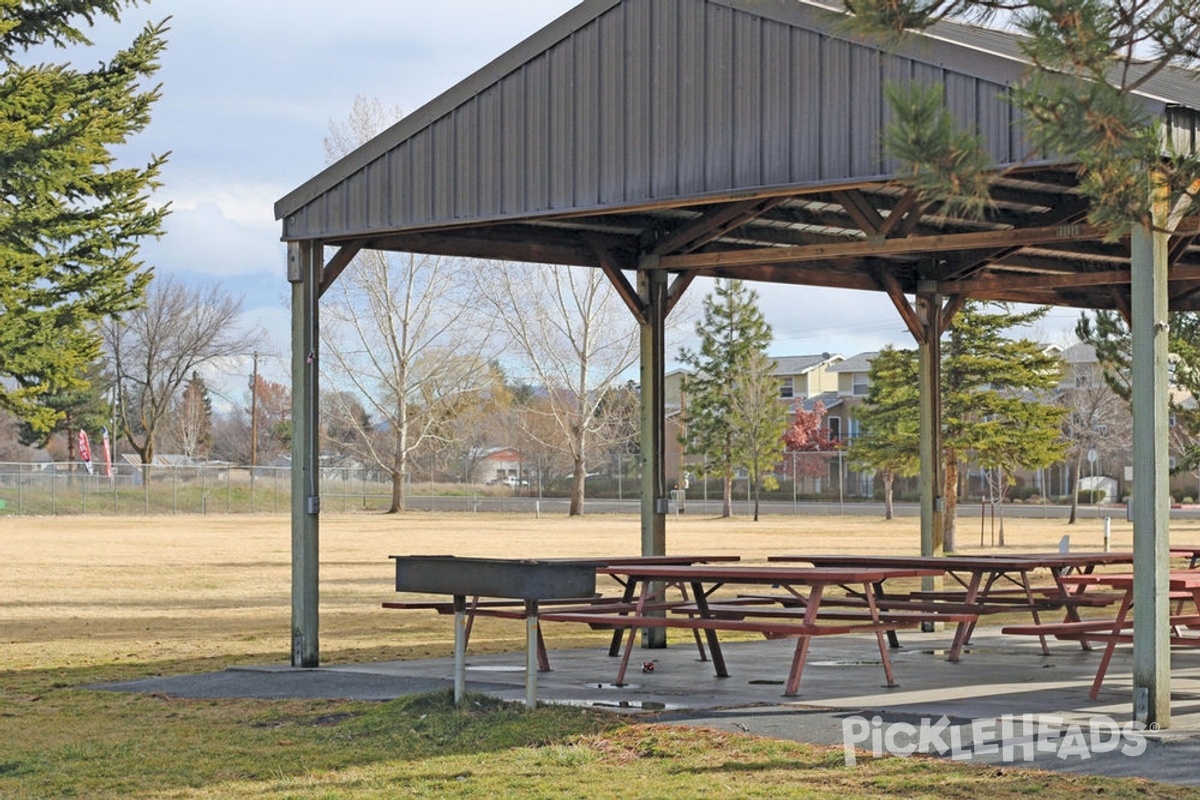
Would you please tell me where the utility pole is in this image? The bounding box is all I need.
[250,351,259,468]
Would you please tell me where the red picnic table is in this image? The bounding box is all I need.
[1051,570,1200,698]
[539,563,940,696]
[770,553,1133,660]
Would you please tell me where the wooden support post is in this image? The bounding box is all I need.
[916,291,944,602]
[639,269,668,647]
[289,241,321,668]
[1130,219,1171,727]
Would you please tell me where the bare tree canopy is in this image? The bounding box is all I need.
[104,275,252,465]
[482,262,641,516]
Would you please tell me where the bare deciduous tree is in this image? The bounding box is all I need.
[483,263,640,516]
[319,95,495,512]
[104,276,252,466]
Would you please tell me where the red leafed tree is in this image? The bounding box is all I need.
[783,401,835,483]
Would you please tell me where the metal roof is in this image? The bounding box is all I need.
[275,0,1200,313]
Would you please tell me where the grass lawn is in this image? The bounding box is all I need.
[1,510,1196,798]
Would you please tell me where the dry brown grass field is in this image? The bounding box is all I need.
[6,509,1199,673]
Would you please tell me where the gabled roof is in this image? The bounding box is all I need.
[773,353,841,375]
[276,0,1200,313]
[828,351,879,373]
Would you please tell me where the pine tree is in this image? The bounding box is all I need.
[678,279,774,518]
[0,3,168,432]
[846,347,921,520]
[941,302,1067,550]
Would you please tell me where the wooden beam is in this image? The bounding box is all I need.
[832,189,886,236]
[879,190,923,238]
[318,243,362,298]
[940,294,969,329]
[875,269,925,345]
[656,222,1108,271]
[583,233,648,326]
[650,196,789,256]
[666,271,696,317]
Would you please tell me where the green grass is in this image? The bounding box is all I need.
[1,654,1195,799]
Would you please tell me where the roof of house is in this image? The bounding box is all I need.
[773,353,841,375]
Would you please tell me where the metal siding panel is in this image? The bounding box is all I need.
[345,169,367,233]
[651,0,680,197]
[977,80,1014,165]
[477,86,503,217]
[821,37,852,180]
[676,0,706,194]
[548,42,574,208]
[792,29,823,181]
[388,141,412,229]
[945,73,977,141]
[624,0,652,200]
[881,56,914,176]
[573,21,601,206]
[599,10,625,204]
[732,12,762,187]
[761,20,791,184]
[524,54,551,211]
[850,45,882,177]
[454,104,478,220]
[501,71,527,214]
[705,3,734,192]
[410,131,434,224]
[367,157,388,230]
[431,116,455,221]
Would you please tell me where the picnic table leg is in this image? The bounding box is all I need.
[863,582,900,687]
[1089,591,1133,699]
[608,578,638,657]
[1052,567,1093,651]
[784,584,825,695]
[948,572,984,662]
[525,599,539,708]
[674,581,709,662]
[873,580,901,648]
[690,580,727,677]
[1014,570,1051,656]
[536,621,550,672]
[453,594,467,705]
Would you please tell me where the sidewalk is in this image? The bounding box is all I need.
[96,627,1200,786]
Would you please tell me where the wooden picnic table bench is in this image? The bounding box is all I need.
[539,564,940,696]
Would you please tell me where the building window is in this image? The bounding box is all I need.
[852,375,869,395]
[828,417,841,441]
[779,377,794,399]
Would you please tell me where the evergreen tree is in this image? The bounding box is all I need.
[846,347,921,520]
[847,304,1066,547]
[941,302,1067,550]
[1,2,169,432]
[678,279,774,518]
[18,356,111,463]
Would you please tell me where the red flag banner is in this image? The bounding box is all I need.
[101,426,113,479]
[78,429,94,475]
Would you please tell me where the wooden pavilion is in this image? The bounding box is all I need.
[275,0,1200,726]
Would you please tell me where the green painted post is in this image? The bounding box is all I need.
[1130,220,1171,727]
[916,291,943,569]
[639,269,667,648]
[289,241,320,668]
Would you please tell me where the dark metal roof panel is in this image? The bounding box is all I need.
[276,0,1200,243]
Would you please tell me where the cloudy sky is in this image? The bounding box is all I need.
[80,0,1082,399]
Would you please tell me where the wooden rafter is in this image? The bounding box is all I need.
[583,233,647,326]
[650,196,789,256]
[319,243,362,298]
[875,268,926,345]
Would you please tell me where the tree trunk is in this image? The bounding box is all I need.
[569,456,585,516]
[752,470,760,522]
[388,469,403,514]
[943,449,959,553]
[721,473,733,518]
[883,471,895,520]
[1067,456,1081,524]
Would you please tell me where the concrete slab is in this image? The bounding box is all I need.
[93,626,1200,786]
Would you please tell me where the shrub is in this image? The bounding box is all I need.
[1077,488,1106,504]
